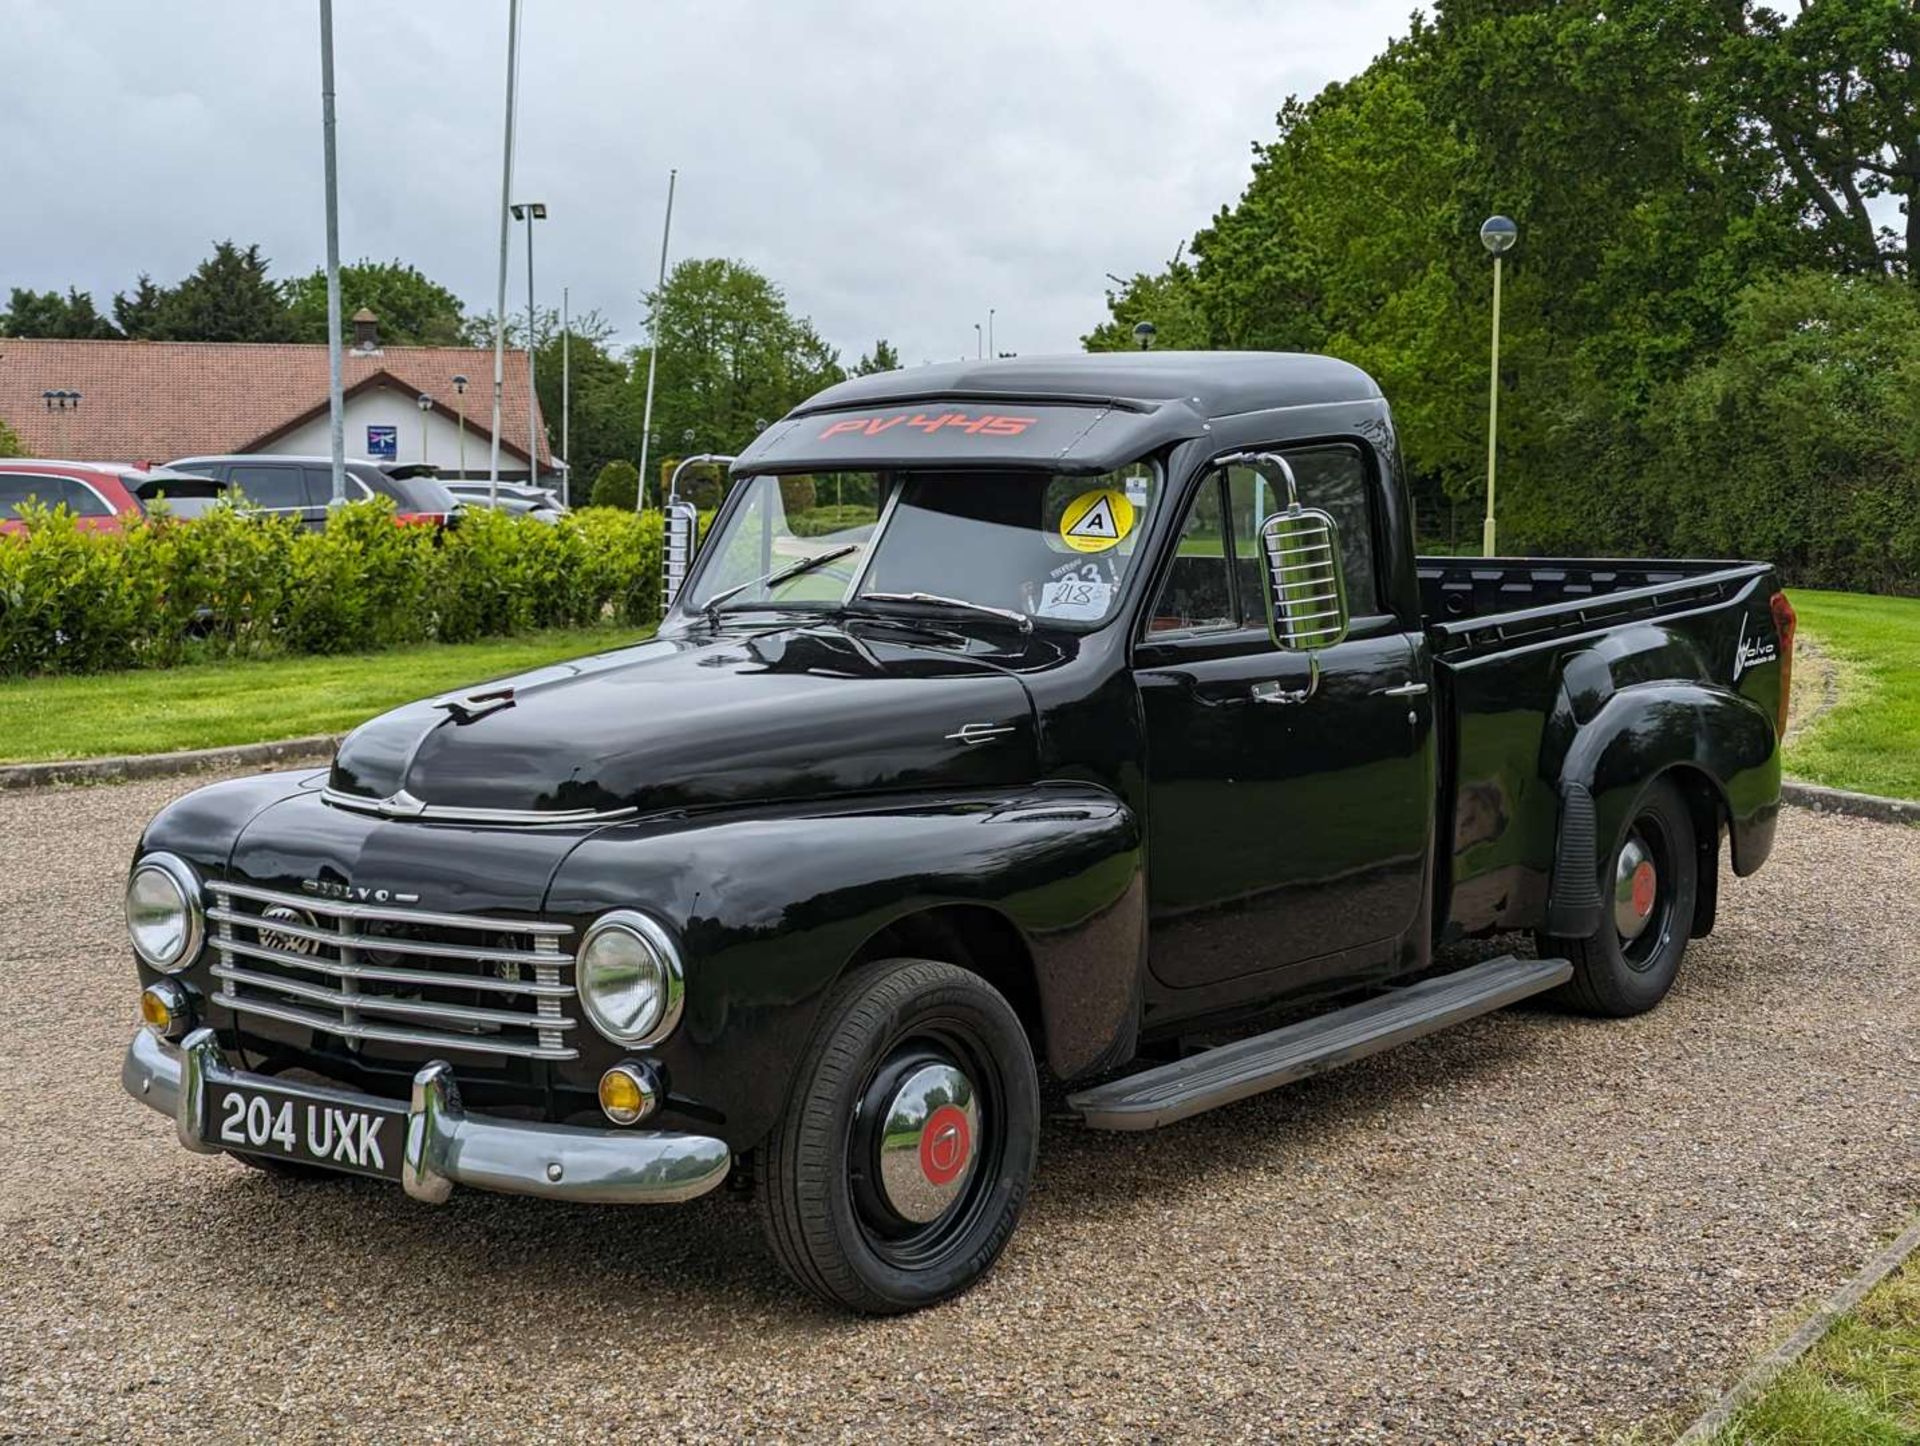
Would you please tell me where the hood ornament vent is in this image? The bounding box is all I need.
[437,686,516,724]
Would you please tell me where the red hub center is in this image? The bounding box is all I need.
[919,1104,972,1185]
[1630,860,1656,918]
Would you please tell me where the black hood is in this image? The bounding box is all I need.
[328,623,1041,821]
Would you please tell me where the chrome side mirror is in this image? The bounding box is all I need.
[661,452,733,613]
[1219,450,1350,653]
[661,500,701,612]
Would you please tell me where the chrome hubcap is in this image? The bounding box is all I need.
[875,1061,978,1225]
[1614,833,1659,942]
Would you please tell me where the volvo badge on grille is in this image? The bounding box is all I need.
[300,879,421,905]
[257,905,320,956]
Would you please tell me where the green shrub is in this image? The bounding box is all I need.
[0,496,666,678]
[789,503,876,538]
[591,459,640,510]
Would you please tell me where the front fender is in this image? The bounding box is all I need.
[546,785,1143,1152]
[1546,682,1780,935]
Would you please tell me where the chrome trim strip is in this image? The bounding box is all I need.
[211,964,577,1032]
[123,1028,731,1205]
[205,907,568,971]
[320,787,639,828]
[208,932,574,997]
[210,991,581,1061]
[209,881,573,936]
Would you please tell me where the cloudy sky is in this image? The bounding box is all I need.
[2,1,1417,365]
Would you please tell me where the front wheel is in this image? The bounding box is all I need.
[758,958,1040,1314]
[1539,776,1698,1017]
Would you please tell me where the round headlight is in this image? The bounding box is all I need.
[577,911,684,1047]
[125,852,203,972]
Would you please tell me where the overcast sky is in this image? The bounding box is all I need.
[2,1,1418,366]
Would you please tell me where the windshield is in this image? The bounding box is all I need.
[684,464,1164,630]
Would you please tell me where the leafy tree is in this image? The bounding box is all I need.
[113,274,168,338]
[854,339,902,375]
[590,459,640,510]
[284,259,474,346]
[0,417,21,457]
[152,241,293,342]
[632,258,845,456]
[1713,0,1919,282]
[0,286,120,338]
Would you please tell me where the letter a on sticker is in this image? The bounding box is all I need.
[1059,488,1134,554]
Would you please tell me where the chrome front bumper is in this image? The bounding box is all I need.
[122,1027,731,1205]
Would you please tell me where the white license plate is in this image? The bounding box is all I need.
[205,1081,405,1180]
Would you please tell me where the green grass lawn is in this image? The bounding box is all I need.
[1708,1256,1920,1444]
[0,626,652,763]
[1785,589,1920,802]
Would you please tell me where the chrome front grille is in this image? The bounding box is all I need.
[206,881,578,1061]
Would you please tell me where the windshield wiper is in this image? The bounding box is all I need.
[853,591,1033,634]
[704,544,860,626]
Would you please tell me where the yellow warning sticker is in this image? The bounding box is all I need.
[1058,488,1134,554]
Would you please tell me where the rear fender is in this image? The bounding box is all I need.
[546,786,1143,1151]
[1544,682,1779,937]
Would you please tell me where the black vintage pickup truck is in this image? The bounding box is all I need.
[121,353,1791,1312]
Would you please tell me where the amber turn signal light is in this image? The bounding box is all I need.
[140,980,192,1041]
[598,1062,659,1126]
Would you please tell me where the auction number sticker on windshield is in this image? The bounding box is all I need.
[1058,488,1134,554]
[1037,578,1114,621]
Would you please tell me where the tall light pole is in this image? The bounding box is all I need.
[453,374,469,478]
[973,322,982,360]
[318,0,346,506]
[560,284,570,506]
[487,0,522,508]
[988,308,995,360]
[1133,320,1156,351]
[636,167,677,514]
[511,201,547,483]
[1479,214,1517,557]
[416,392,433,463]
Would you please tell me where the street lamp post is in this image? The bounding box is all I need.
[510,200,546,484]
[988,308,995,360]
[487,0,521,508]
[560,284,570,507]
[453,374,469,478]
[416,392,433,463]
[973,322,982,360]
[1479,214,1517,557]
[1133,320,1156,351]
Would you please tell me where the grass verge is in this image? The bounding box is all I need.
[1707,1258,1920,1444]
[0,626,652,763]
[1784,589,1920,802]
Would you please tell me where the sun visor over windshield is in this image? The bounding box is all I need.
[733,399,1208,477]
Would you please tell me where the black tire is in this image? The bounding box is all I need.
[1539,776,1697,1017]
[758,958,1040,1314]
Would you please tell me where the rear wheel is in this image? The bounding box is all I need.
[1539,776,1698,1017]
[759,958,1040,1314]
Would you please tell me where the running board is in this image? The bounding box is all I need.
[1067,954,1572,1131]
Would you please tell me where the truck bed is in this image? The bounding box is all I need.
[1417,556,1767,660]
[1418,555,1779,942]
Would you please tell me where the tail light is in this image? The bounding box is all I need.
[1769,590,1796,737]
[393,512,449,527]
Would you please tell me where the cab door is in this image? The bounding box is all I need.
[1134,445,1434,992]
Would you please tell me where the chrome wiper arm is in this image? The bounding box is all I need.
[854,591,1033,634]
[704,544,860,626]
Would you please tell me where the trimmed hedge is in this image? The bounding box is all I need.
[0,499,662,678]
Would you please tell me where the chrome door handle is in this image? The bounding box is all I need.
[1374,681,1429,698]
[1251,658,1319,705]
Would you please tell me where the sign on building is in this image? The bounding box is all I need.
[366,425,398,460]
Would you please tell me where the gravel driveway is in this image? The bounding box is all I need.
[2,771,1916,1443]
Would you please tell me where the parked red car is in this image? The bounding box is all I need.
[0,461,146,535]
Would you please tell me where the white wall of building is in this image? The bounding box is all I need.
[270,384,533,480]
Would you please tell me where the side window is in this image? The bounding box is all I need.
[1144,476,1234,635]
[1225,445,1379,622]
[227,465,309,510]
[0,477,45,519]
[57,477,114,517]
